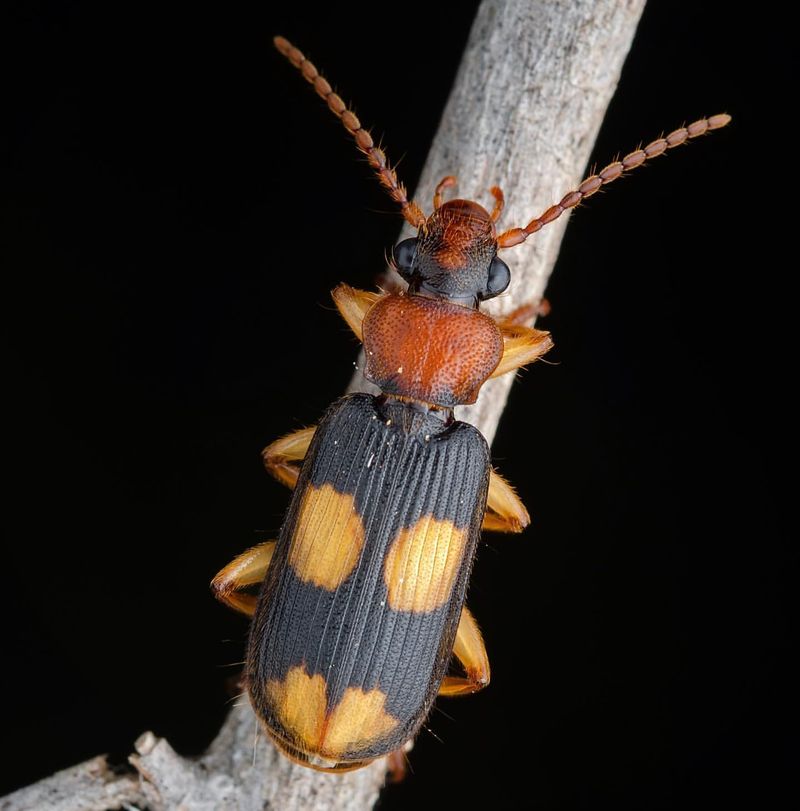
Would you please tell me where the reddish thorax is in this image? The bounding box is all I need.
[362,294,503,408]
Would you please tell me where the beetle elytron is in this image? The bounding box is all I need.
[212,36,730,773]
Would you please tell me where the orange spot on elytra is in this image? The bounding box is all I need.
[266,666,327,750]
[383,515,468,612]
[289,484,364,590]
[325,686,398,754]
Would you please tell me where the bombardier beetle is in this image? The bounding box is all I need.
[212,36,730,774]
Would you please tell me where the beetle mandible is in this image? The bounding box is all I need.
[212,35,730,773]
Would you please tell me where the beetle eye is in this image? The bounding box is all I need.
[482,255,510,299]
[393,238,418,278]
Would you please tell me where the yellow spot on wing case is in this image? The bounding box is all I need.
[383,515,468,612]
[325,686,398,754]
[289,483,364,590]
[266,666,327,750]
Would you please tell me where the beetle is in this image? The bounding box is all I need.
[211,36,730,773]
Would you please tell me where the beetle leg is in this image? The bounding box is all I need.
[262,427,316,489]
[211,541,275,616]
[331,283,382,342]
[386,745,411,783]
[379,272,406,296]
[499,298,551,326]
[490,320,553,379]
[482,468,530,533]
[439,605,490,696]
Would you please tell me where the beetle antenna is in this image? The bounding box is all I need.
[497,113,731,249]
[274,36,427,229]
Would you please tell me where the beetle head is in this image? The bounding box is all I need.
[393,199,510,307]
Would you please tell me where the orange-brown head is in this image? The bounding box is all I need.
[393,199,510,307]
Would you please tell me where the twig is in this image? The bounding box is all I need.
[1,1,645,808]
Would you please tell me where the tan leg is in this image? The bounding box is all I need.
[490,320,553,378]
[211,541,275,616]
[385,746,410,783]
[482,468,530,533]
[331,283,382,342]
[439,605,490,697]
[500,299,551,326]
[262,427,316,489]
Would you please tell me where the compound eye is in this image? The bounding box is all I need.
[393,238,418,279]
[482,255,510,299]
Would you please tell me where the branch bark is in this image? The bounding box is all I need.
[1,1,645,808]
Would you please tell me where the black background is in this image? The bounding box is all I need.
[3,2,796,808]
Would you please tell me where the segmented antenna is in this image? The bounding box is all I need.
[274,36,427,229]
[497,114,732,249]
